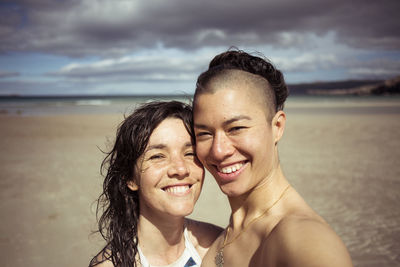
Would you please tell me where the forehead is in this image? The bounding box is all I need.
[147,118,190,146]
[193,87,268,124]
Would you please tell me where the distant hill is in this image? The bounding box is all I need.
[288,79,382,95]
[289,76,400,96]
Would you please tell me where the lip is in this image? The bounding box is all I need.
[213,161,248,183]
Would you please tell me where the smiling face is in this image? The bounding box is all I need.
[129,118,204,219]
[193,76,285,197]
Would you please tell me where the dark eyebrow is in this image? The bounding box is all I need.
[193,123,208,130]
[223,115,251,127]
[145,144,166,152]
[145,142,193,152]
[194,115,251,130]
[193,123,209,130]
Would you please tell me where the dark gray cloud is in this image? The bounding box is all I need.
[1,0,399,57]
[0,70,20,78]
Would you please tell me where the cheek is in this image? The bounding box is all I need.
[191,166,205,199]
[188,158,205,180]
[138,167,164,187]
[195,143,209,163]
[249,135,275,164]
[194,166,205,183]
[233,132,272,157]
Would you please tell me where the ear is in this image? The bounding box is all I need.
[272,111,286,144]
[127,180,139,191]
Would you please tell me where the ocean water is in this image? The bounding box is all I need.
[1,95,399,116]
[0,95,193,116]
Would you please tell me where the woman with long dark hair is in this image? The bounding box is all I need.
[90,101,222,267]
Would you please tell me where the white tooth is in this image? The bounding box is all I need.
[220,163,244,174]
[165,185,189,194]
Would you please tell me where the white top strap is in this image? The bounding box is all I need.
[138,227,201,267]
[183,227,202,265]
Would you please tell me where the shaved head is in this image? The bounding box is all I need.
[194,50,288,122]
[196,69,276,121]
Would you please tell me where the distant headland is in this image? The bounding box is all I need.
[289,75,400,96]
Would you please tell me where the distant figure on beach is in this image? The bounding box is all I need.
[90,101,222,267]
[192,50,353,267]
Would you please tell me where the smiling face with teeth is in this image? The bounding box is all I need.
[193,71,286,197]
[129,118,204,219]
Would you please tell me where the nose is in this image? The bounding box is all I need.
[167,156,190,178]
[209,132,235,162]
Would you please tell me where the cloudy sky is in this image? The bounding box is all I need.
[1,0,399,96]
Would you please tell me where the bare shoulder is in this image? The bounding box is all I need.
[263,215,353,267]
[186,218,224,246]
[185,218,224,257]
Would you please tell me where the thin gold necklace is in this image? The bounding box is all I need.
[214,185,291,267]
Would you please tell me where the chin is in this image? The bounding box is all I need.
[168,205,195,217]
[219,184,245,198]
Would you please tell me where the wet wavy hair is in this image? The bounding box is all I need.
[194,48,289,113]
[90,101,193,267]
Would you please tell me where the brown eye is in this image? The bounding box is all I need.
[195,131,213,141]
[195,131,210,137]
[229,126,246,133]
[148,154,165,160]
[185,151,195,157]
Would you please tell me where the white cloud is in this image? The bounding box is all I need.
[348,58,400,79]
[50,49,212,82]
[274,53,338,72]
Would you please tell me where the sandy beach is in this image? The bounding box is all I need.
[0,102,399,267]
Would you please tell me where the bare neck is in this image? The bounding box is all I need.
[228,164,290,231]
[138,214,186,265]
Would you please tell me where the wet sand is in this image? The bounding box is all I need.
[0,109,399,267]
